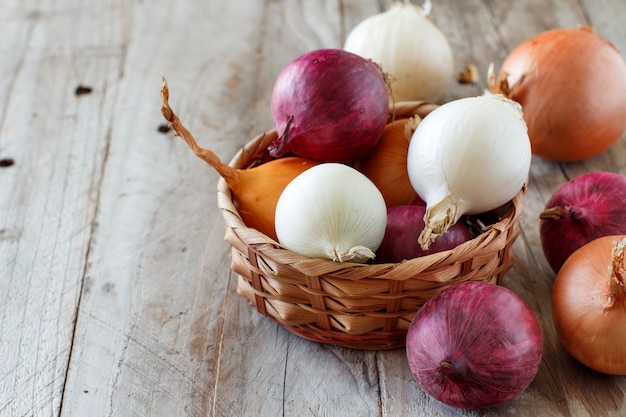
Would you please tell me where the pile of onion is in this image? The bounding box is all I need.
[491,26,626,162]
[540,171,626,274]
[406,281,542,409]
[552,235,626,375]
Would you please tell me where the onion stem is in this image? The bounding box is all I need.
[272,114,294,156]
[399,1,431,16]
[160,78,238,183]
[419,197,459,250]
[539,205,572,220]
[609,237,626,298]
[490,67,535,97]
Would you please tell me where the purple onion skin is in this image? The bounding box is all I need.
[375,205,472,263]
[540,171,626,274]
[406,281,542,410]
[269,49,389,164]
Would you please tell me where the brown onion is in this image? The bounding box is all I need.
[492,27,626,162]
[355,117,419,207]
[160,79,317,240]
[552,235,626,375]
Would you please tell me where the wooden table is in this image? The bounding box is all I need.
[3,0,626,416]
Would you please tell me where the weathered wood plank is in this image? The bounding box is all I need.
[59,1,277,416]
[0,1,127,415]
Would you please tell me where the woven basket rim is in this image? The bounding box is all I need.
[217,101,525,281]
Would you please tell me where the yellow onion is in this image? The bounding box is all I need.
[356,117,420,207]
[492,27,626,162]
[160,79,317,240]
[552,235,626,375]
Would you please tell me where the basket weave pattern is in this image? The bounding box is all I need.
[217,102,525,350]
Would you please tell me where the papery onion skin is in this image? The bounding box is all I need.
[407,281,542,409]
[355,118,419,207]
[343,2,454,102]
[375,204,473,263]
[269,48,389,163]
[540,171,626,274]
[552,235,626,375]
[493,27,626,162]
[275,163,387,263]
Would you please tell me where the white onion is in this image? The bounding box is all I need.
[275,163,387,263]
[407,94,531,250]
[343,1,454,102]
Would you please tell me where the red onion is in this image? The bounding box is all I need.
[375,205,472,263]
[540,171,626,274]
[410,194,425,206]
[269,49,389,163]
[406,281,542,409]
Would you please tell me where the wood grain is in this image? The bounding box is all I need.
[1,1,626,416]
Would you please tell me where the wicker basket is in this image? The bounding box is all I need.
[217,101,525,350]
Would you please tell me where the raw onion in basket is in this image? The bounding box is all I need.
[356,117,420,207]
[375,204,473,263]
[275,163,387,263]
[160,79,317,240]
[406,94,530,250]
[269,48,389,164]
